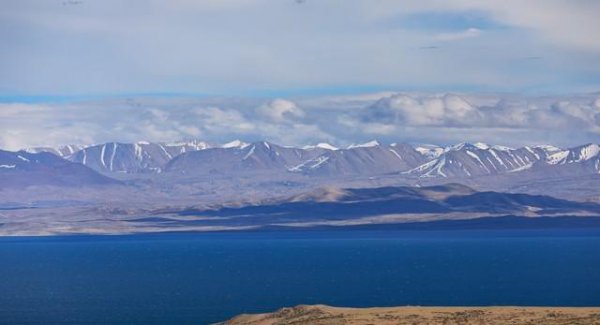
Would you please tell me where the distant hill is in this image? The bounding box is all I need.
[174,184,600,230]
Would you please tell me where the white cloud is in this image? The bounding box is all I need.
[363,93,481,126]
[435,28,482,41]
[256,99,306,123]
[0,97,335,150]
[360,93,600,131]
[1,93,599,151]
[193,106,255,133]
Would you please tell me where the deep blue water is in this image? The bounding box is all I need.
[1,229,600,324]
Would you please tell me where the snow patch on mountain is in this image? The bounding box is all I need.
[303,143,338,150]
[547,144,600,165]
[242,145,256,160]
[509,162,533,173]
[414,145,444,159]
[222,140,249,149]
[547,151,570,165]
[17,155,29,162]
[473,142,490,150]
[347,140,380,149]
[405,158,447,178]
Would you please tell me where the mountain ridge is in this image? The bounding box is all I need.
[19,140,600,188]
[0,149,120,189]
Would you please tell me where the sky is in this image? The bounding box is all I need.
[1,0,600,149]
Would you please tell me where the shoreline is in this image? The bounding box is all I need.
[4,215,600,237]
[221,305,600,324]
[2,224,600,239]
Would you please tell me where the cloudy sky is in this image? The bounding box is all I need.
[1,1,600,149]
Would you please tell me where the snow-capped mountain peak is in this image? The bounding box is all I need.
[547,143,600,165]
[222,140,250,149]
[26,144,86,157]
[491,145,513,151]
[164,140,210,151]
[16,140,600,179]
[577,143,600,161]
[347,140,380,149]
[303,143,339,151]
[533,144,562,153]
[446,142,470,152]
[473,142,490,150]
[414,145,444,159]
[446,142,495,152]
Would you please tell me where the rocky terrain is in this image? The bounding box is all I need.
[220,305,600,325]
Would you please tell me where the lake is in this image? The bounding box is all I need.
[1,229,599,324]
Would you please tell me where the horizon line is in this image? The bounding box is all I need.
[2,86,599,104]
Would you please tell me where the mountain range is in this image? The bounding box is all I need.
[24,140,600,181]
[2,139,600,235]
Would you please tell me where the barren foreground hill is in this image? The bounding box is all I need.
[220,305,600,325]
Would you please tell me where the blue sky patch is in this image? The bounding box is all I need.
[392,11,506,31]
